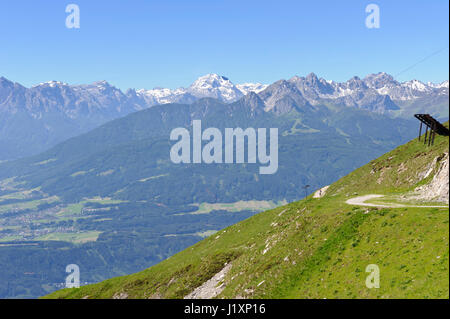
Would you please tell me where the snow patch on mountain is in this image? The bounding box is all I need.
[428,80,449,89]
[236,83,269,94]
[132,74,267,105]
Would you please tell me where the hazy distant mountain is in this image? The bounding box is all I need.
[0,73,448,160]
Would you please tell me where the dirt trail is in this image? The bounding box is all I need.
[345,194,448,208]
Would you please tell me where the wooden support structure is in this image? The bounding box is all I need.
[418,122,422,141]
[432,122,436,145]
[414,114,450,147]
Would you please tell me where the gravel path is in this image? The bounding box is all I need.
[345,194,448,208]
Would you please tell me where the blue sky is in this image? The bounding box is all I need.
[0,0,448,90]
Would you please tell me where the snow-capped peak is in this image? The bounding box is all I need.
[361,74,448,100]
[33,80,69,88]
[403,79,430,92]
[132,74,267,104]
[428,80,449,89]
[363,72,398,89]
[189,74,232,89]
[187,74,244,102]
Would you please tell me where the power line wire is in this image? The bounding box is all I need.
[394,46,448,79]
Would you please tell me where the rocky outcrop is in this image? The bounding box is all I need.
[184,263,232,299]
[415,153,449,203]
[112,292,128,299]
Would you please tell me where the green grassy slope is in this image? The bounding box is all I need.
[44,125,449,299]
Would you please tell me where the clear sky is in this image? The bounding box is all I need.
[1,0,448,90]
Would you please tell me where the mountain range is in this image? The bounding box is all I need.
[44,122,450,299]
[1,73,448,160]
[0,80,426,298]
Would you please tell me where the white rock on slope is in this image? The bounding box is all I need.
[415,153,449,204]
[184,263,232,299]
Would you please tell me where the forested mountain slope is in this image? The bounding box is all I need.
[45,124,449,299]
